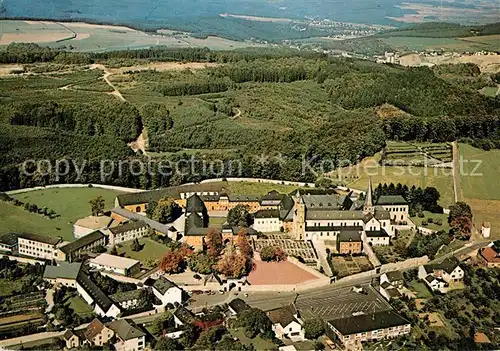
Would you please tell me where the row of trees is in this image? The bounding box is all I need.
[373,183,441,213]
[0,192,58,218]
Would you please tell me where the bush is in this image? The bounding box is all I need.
[428,218,434,223]
[435,219,443,226]
[418,211,425,218]
[422,220,428,226]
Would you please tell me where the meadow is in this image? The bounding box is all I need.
[0,187,122,239]
[459,143,500,239]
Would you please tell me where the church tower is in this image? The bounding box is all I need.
[293,190,306,241]
[363,177,374,215]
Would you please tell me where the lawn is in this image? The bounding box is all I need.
[115,237,168,262]
[410,211,450,232]
[407,280,433,298]
[209,217,227,228]
[345,165,454,208]
[65,295,94,318]
[459,143,500,239]
[479,86,498,97]
[229,328,276,350]
[0,278,23,297]
[0,187,122,240]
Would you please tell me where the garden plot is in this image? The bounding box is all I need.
[382,141,452,166]
[255,234,318,265]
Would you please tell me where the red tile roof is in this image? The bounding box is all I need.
[480,247,500,263]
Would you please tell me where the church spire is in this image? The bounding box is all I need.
[364,177,374,214]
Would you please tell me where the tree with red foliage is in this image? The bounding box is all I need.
[217,245,249,278]
[260,245,287,262]
[205,228,223,258]
[159,250,184,273]
[450,216,472,239]
[178,242,194,258]
[236,228,253,258]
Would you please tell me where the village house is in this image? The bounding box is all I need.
[326,310,411,347]
[43,261,82,288]
[57,230,107,261]
[89,253,141,277]
[107,319,146,351]
[267,304,305,341]
[379,281,402,301]
[173,306,196,328]
[105,220,149,247]
[62,329,81,349]
[478,245,500,268]
[0,232,18,254]
[110,289,144,310]
[82,318,115,347]
[252,209,282,232]
[336,230,363,254]
[152,276,183,306]
[418,257,464,293]
[228,298,251,317]
[380,271,404,288]
[76,270,121,318]
[74,215,115,239]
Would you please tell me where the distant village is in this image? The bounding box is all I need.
[0,179,498,350]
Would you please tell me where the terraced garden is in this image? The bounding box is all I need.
[381,141,453,166]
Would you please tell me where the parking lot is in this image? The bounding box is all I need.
[295,284,392,321]
[255,234,317,265]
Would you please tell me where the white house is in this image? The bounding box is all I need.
[76,271,121,319]
[89,253,141,277]
[418,258,464,293]
[375,195,409,224]
[17,232,62,260]
[380,271,404,289]
[379,281,402,301]
[43,262,82,288]
[106,220,149,247]
[267,305,304,341]
[481,222,491,238]
[107,319,146,351]
[152,276,183,306]
[74,215,114,239]
[252,210,282,232]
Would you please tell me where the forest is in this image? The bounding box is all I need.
[0,44,499,191]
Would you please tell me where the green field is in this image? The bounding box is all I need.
[115,237,168,262]
[408,280,433,298]
[480,86,499,97]
[229,328,276,350]
[411,211,450,232]
[381,35,499,52]
[460,143,500,200]
[0,20,265,52]
[0,187,122,240]
[65,295,94,318]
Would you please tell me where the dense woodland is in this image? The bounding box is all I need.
[0,44,499,191]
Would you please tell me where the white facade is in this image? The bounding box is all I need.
[152,285,183,306]
[89,254,140,276]
[252,217,282,232]
[272,321,305,341]
[113,335,145,351]
[95,303,121,319]
[379,204,409,223]
[107,225,149,247]
[365,235,390,246]
[18,237,60,260]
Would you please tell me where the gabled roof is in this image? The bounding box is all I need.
[186,194,206,213]
[253,209,280,219]
[376,195,408,205]
[115,188,181,207]
[109,220,148,235]
[59,230,106,255]
[260,190,286,205]
[75,216,113,230]
[111,207,170,234]
[424,257,460,275]
[227,195,260,202]
[305,225,363,232]
[365,229,390,238]
[63,329,77,340]
[306,210,364,221]
[174,306,196,325]
[107,319,145,341]
[380,281,392,289]
[267,304,298,327]
[302,194,342,210]
[338,230,362,242]
[76,271,116,313]
[228,298,250,315]
[17,232,61,246]
[385,270,404,282]
[374,207,391,220]
[84,318,107,340]
[152,276,177,295]
[89,253,139,270]
[184,212,208,236]
[328,310,410,336]
[43,262,82,280]
[479,246,500,263]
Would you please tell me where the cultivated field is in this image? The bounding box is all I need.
[0,188,122,239]
[0,20,265,52]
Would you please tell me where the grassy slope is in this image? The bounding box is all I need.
[115,237,167,262]
[0,188,122,239]
[459,143,500,239]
